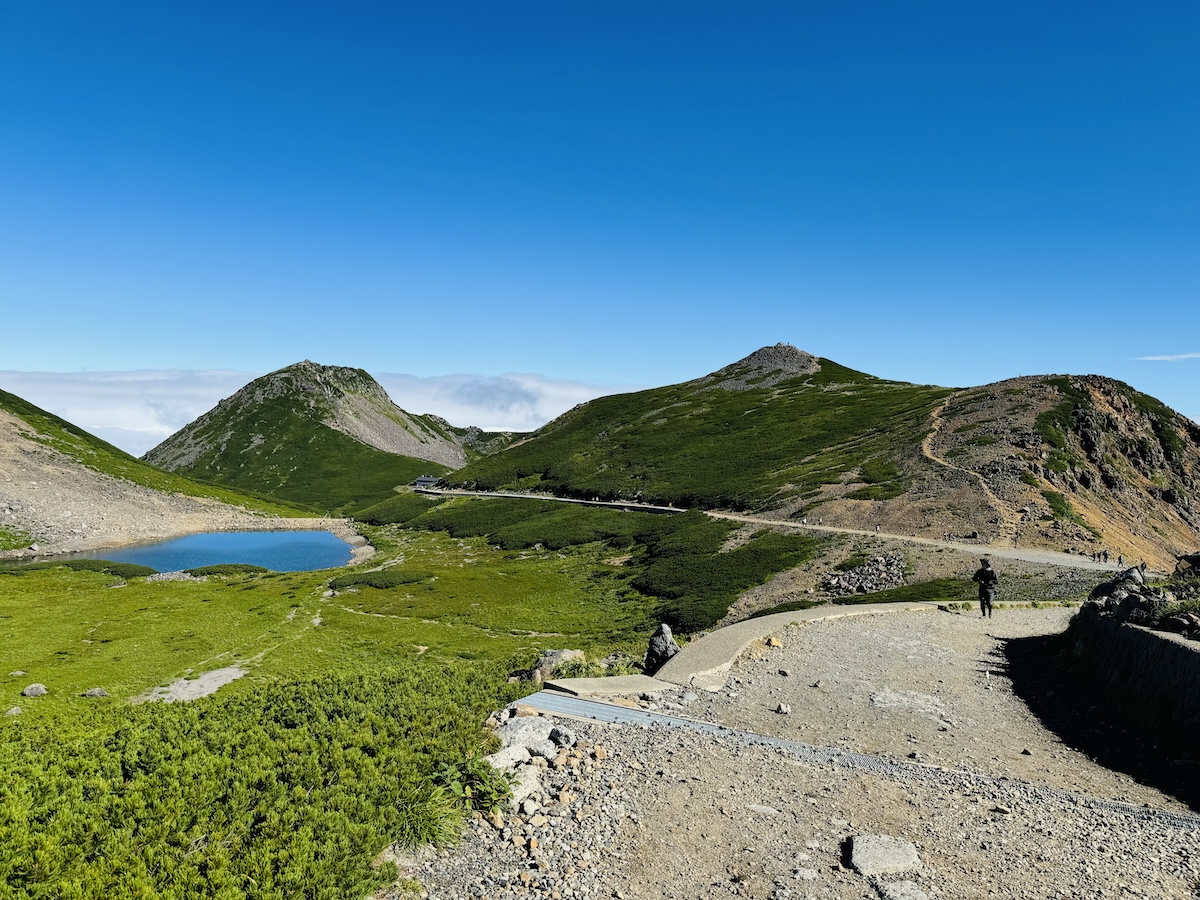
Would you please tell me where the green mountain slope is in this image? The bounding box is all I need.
[449,344,1200,567]
[448,344,953,510]
[143,362,460,514]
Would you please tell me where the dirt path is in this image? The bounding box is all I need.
[406,608,1200,899]
[919,394,1021,544]
[421,489,1122,574]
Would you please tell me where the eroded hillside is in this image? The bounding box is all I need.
[916,375,1200,567]
[0,394,302,557]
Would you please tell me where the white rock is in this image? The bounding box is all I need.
[849,833,921,876]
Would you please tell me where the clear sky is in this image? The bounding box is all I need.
[1,2,1196,454]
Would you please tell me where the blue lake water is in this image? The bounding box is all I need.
[65,530,354,572]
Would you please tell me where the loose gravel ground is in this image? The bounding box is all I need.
[400,609,1200,899]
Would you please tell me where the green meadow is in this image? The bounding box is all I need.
[1,495,832,898]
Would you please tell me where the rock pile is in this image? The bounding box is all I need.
[1083,565,1173,626]
[820,552,905,596]
[394,707,635,899]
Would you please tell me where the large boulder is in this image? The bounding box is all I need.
[1176,553,1200,576]
[532,649,585,681]
[21,684,47,698]
[644,623,680,674]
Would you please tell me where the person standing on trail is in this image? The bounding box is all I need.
[972,558,998,618]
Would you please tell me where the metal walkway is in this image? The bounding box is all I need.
[521,689,1200,831]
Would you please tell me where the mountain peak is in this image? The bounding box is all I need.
[704,343,821,390]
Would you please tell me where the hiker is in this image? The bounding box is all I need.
[1117,554,1123,568]
[972,558,998,618]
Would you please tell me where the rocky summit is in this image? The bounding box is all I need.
[140,361,519,512]
[145,360,468,472]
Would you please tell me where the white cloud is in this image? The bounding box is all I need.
[0,368,640,456]
[374,372,642,433]
[0,369,257,457]
[1134,352,1200,362]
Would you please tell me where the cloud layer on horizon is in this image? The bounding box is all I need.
[1135,352,1200,362]
[0,369,637,457]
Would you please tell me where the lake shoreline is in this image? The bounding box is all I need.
[2,516,374,568]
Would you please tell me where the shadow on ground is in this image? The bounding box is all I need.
[1001,631,1200,811]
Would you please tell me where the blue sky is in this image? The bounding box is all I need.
[1,2,1197,453]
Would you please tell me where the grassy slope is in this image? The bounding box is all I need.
[0,387,305,517]
[447,360,952,510]
[152,388,449,515]
[0,521,653,896]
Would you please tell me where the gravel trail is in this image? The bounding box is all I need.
[401,609,1200,899]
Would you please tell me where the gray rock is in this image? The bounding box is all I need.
[776,703,791,715]
[849,834,921,876]
[483,744,531,770]
[21,683,47,698]
[533,648,585,680]
[8,671,25,677]
[877,881,929,900]
[4,707,19,716]
[549,724,576,748]
[496,716,558,759]
[507,764,542,809]
[82,687,109,698]
[644,623,681,674]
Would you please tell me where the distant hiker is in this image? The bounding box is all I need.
[875,525,881,534]
[972,558,998,618]
[1117,554,1124,568]
[1102,550,1109,564]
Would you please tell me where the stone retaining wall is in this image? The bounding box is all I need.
[1069,610,1200,747]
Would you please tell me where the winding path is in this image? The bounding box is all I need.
[416,488,1121,573]
[920,394,1021,545]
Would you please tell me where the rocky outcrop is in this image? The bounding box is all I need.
[703,342,821,391]
[644,623,680,674]
[1080,565,1188,631]
[821,552,906,596]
